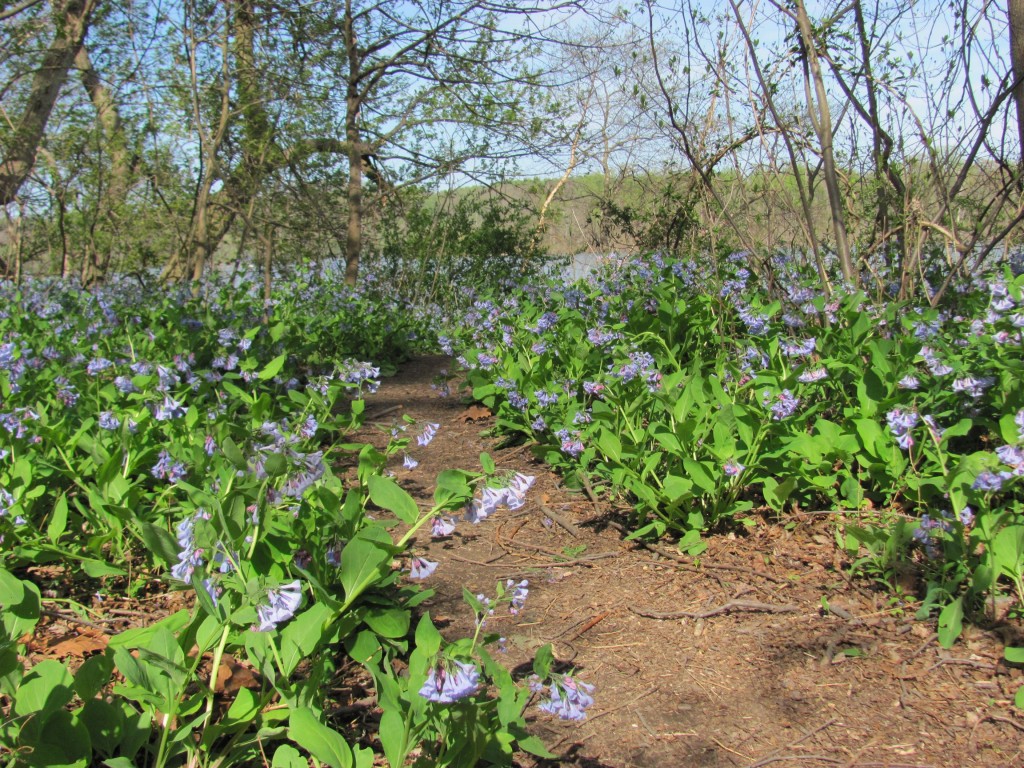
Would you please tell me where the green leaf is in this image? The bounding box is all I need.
[259,353,288,381]
[221,437,248,470]
[992,526,1024,580]
[367,475,419,524]
[137,522,179,568]
[363,606,410,639]
[479,452,496,474]
[74,654,114,702]
[532,643,554,678]
[81,559,126,579]
[340,527,393,603]
[1004,647,1024,665]
[271,744,308,768]
[263,452,289,478]
[289,707,353,768]
[937,597,963,649]
[0,568,41,638]
[47,494,68,544]
[414,613,442,657]
[279,603,333,677]
[596,429,622,461]
[14,660,74,717]
[378,708,407,768]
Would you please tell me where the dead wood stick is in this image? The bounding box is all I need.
[539,502,580,537]
[629,599,799,620]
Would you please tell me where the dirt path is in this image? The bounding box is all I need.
[356,356,1024,768]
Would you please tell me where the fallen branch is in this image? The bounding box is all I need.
[539,502,580,537]
[629,599,799,620]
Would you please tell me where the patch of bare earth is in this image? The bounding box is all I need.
[359,356,1024,768]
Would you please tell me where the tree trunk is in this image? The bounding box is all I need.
[0,0,98,206]
[793,0,856,285]
[1009,0,1024,178]
[75,43,138,285]
[344,2,363,286]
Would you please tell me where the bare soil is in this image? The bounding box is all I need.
[366,356,1024,768]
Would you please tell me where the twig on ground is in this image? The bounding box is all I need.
[363,404,403,421]
[450,553,508,567]
[629,599,799,620]
[40,608,115,633]
[539,502,580,537]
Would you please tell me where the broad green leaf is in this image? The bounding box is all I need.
[1005,647,1024,664]
[368,474,419,524]
[340,526,393,603]
[289,707,353,768]
[137,521,179,568]
[47,494,68,544]
[937,597,963,649]
[259,353,288,381]
[414,613,443,657]
[14,660,74,717]
[271,744,308,768]
[221,437,248,470]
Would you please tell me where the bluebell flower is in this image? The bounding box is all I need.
[403,454,419,470]
[535,390,559,407]
[87,357,113,376]
[973,471,1009,492]
[417,422,440,447]
[958,506,975,526]
[897,375,920,390]
[98,411,121,430]
[724,460,745,477]
[507,579,529,614]
[255,580,303,631]
[530,415,547,432]
[154,395,186,421]
[538,674,595,721]
[431,516,456,538]
[768,390,800,420]
[419,659,480,703]
[797,367,827,383]
[409,556,438,580]
[0,487,14,516]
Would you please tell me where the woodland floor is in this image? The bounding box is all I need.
[22,355,1024,768]
[357,356,1024,768]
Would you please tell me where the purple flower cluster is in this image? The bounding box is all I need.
[587,327,620,346]
[537,674,596,721]
[886,408,919,451]
[972,470,1010,492]
[417,422,440,447]
[338,359,381,394]
[419,659,480,703]
[255,580,303,631]
[612,351,662,391]
[170,509,210,582]
[797,367,827,383]
[780,338,816,358]
[409,556,438,580]
[919,346,953,377]
[556,428,585,458]
[507,579,529,615]
[766,390,800,420]
[951,376,994,398]
[465,473,536,524]
[152,449,188,483]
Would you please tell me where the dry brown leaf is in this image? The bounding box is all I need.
[41,628,108,658]
[215,654,260,695]
[460,404,491,422]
